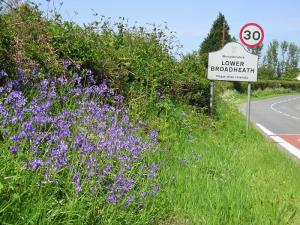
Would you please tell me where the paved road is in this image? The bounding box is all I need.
[241,94,300,158]
[246,94,300,134]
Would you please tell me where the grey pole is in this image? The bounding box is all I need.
[210,81,214,116]
[246,82,252,130]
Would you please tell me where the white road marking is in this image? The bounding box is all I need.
[270,97,300,120]
[256,123,274,135]
[256,123,300,160]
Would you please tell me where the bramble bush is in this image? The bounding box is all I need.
[0,1,210,114]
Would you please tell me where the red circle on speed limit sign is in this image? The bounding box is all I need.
[240,23,264,48]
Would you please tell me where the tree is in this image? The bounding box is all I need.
[279,41,288,75]
[287,42,300,68]
[248,45,263,66]
[263,40,300,78]
[264,40,279,77]
[199,13,232,54]
[199,13,232,67]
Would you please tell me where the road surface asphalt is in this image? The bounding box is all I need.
[240,94,300,157]
[243,94,300,134]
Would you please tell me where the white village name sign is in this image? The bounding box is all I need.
[208,42,258,82]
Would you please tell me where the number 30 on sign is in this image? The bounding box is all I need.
[240,23,264,49]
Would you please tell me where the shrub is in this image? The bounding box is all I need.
[282,67,299,80]
[172,74,210,111]
[258,66,276,80]
[0,2,211,113]
[175,52,211,110]
[252,87,293,97]
[233,80,300,93]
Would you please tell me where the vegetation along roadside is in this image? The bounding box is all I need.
[0,1,300,225]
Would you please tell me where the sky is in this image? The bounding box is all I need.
[34,0,300,56]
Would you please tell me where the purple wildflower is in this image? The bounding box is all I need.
[9,146,19,154]
[61,96,68,102]
[86,69,92,76]
[57,120,71,137]
[5,80,13,93]
[74,73,82,85]
[75,63,81,70]
[7,91,27,108]
[103,163,113,176]
[1,67,162,204]
[86,69,95,85]
[124,195,135,206]
[55,157,69,170]
[138,202,143,208]
[63,59,72,70]
[52,140,68,156]
[57,77,66,84]
[140,191,147,198]
[114,95,124,102]
[16,68,24,75]
[30,67,40,74]
[88,156,95,177]
[149,163,160,179]
[52,179,58,185]
[0,70,8,79]
[149,130,158,141]
[40,79,49,88]
[0,102,8,118]
[48,82,56,99]
[107,193,117,205]
[73,173,82,194]
[27,158,43,171]
[152,184,160,195]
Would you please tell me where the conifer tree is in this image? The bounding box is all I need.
[199,13,232,54]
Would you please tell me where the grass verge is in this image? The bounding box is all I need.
[147,97,300,225]
[2,86,300,225]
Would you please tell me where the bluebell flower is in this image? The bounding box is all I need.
[10,146,19,154]
[124,195,135,206]
[0,70,8,79]
[73,173,82,193]
[63,59,72,70]
[75,63,81,70]
[27,158,43,170]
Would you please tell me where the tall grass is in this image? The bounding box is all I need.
[144,98,300,225]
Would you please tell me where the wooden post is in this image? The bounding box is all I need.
[221,21,226,48]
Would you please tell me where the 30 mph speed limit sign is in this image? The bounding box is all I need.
[240,23,264,48]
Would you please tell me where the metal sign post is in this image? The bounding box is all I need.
[207,42,258,130]
[240,23,264,131]
[246,82,252,130]
[207,23,263,131]
[210,81,214,116]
